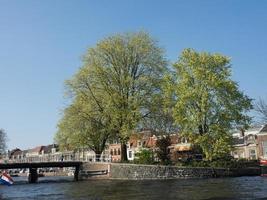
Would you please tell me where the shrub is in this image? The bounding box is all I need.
[185,158,259,168]
[134,149,154,165]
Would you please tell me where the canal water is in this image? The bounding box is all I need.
[0,176,267,200]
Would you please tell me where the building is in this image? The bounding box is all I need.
[109,143,121,162]
[168,134,193,162]
[232,126,261,160]
[126,130,157,161]
[9,148,22,160]
[257,124,267,159]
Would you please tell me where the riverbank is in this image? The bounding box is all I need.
[80,163,261,180]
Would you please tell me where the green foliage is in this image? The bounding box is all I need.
[134,149,154,165]
[56,31,167,160]
[156,136,171,164]
[55,96,112,155]
[184,159,259,169]
[164,49,253,161]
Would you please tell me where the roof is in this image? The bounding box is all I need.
[10,148,22,156]
[43,144,58,154]
[175,144,192,151]
[232,125,263,137]
[144,136,157,148]
[128,131,153,148]
[28,146,44,154]
[260,124,267,133]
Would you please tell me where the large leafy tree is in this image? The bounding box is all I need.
[139,92,178,135]
[56,32,167,161]
[164,49,252,160]
[0,129,7,156]
[55,96,112,159]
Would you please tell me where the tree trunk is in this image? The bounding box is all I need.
[121,142,128,162]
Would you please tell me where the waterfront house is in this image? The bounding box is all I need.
[9,148,22,160]
[232,126,260,160]
[168,134,193,162]
[109,143,121,162]
[126,130,157,161]
[257,124,267,159]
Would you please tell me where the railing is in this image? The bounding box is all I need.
[1,153,111,164]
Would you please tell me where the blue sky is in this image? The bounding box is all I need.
[0,0,267,149]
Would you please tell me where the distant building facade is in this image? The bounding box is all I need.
[257,124,267,160]
[231,124,267,160]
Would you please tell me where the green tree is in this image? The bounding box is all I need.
[56,31,167,161]
[164,49,252,161]
[140,92,178,134]
[55,96,113,160]
[156,136,171,164]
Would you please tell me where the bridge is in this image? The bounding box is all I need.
[0,161,82,183]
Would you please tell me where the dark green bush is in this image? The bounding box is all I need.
[134,149,155,165]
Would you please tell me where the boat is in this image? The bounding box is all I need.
[260,159,267,176]
[0,172,14,186]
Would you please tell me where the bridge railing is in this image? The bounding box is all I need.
[3,153,111,164]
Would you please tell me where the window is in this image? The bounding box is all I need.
[129,151,132,158]
[249,149,256,160]
[110,149,113,156]
[114,149,117,156]
[118,149,121,155]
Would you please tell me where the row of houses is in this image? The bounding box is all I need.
[6,130,192,163]
[7,144,99,162]
[109,130,193,162]
[109,125,267,162]
[6,124,267,163]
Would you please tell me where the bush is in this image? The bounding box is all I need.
[184,158,259,168]
[134,149,154,165]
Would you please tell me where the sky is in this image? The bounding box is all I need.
[0,0,267,150]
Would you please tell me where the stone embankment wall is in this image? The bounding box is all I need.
[109,163,260,179]
[80,162,110,179]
